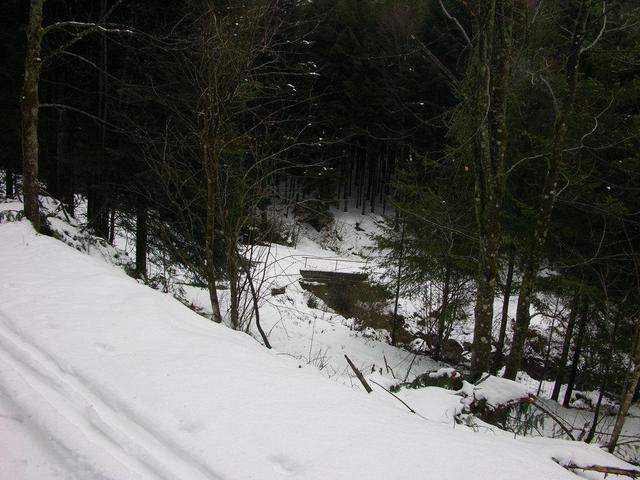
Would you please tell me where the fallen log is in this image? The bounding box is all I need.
[556,460,640,478]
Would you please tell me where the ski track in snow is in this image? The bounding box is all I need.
[0,311,224,480]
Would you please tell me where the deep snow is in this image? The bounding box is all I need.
[0,213,637,478]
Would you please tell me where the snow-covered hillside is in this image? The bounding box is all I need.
[0,213,637,479]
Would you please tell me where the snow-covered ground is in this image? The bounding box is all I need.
[110,204,444,387]
[1,199,639,478]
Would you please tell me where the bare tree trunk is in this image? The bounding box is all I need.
[467,0,511,381]
[382,149,390,216]
[537,315,557,396]
[551,291,579,401]
[5,167,15,199]
[87,0,111,238]
[471,260,499,379]
[361,148,367,215]
[228,245,240,330]
[237,246,271,349]
[370,154,377,214]
[434,264,451,361]
[586,315,619,443]
[21,0,46,232]
[504,1,591,381]
[56,99,75,215]
[564,296,589,407]
[135,197,147,278]
[608,320,640,452]
[391,219,405,346]
[343,156,349,212]
[492,246,515,374]
[205,148,223,324]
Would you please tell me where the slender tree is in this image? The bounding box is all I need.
[21,0,46,231]
[505,0,608,380]
[447,0,513,379]
[551,291,580,401]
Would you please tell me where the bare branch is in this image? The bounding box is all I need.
[42,0,128,63]
[40,103,123,131]
[438,0,471,46]
[581,0,607,54]
[411,35,461,91]
[540,75,559,114]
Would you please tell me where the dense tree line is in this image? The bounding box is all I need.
[2,0,640,450]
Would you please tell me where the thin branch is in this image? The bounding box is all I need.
[410,35,460,91]
[438,0,471,45]
[530,400,575,440]
[40,103,123,131]
[581,0,607,54]
[540,75,559,114]
[42,0,128,63]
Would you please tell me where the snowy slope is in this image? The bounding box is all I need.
[0,219,635,479]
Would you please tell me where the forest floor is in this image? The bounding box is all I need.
[1,196,639,479]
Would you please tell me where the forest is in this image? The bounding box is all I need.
[1,0,640,474]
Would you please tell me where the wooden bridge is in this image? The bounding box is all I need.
[299,269,368,285]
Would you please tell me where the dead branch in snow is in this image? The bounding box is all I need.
[344,355,372,393]
[556,460,640,478]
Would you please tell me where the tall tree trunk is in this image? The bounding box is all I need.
[56,100,75,215]
[21,0,46,232]
[471,256,499,379]
[361,149,367,215]
[88,0,110,238]
[343,156,349,212]
[468,0,511,381]
[551,291,580,401]
[382,149,390,216]
[391,219,405,346]
[504,1,591,381]
[537,315,556,396]
[205,146,223,324]
[109,209,116,245]
[504,265,535,380]
[586,315,619,443]
[609,321,640,453]
[228,244,240,330]
[370,154,377,214]
[434,264,451,361]
[5,167,15,199]
[135,197,147,278]
[563,296,589,407]
[492,246,515,374]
